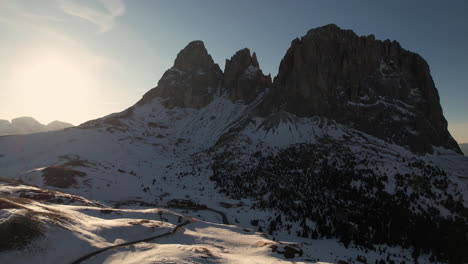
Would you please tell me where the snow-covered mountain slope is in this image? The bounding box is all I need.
[1,93,466,263]
[0,174,428,264]
[1,24,468,263]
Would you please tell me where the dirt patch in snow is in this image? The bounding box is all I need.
[42,166,86,188]
[271,243,303,259]
[192,247,214,259]
[0,213,43,251]
[0,200,19,209]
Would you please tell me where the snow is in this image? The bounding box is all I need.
[0,90,467,263]
[86,221,305,264]
[0,183,314,264]
[242,65,259,79]
[347,96,415,116]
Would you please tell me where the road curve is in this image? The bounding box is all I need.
[205,208,229,225]
[71,219,192,264]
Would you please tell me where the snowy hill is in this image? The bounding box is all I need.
[1,25,468,263]
[0,179,306,264]
[0,117,73,136]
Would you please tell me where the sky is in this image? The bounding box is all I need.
[0,0,467,143]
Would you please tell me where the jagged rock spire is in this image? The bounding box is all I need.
[223,48,272,103]
[138,41,222,108]
[173,40,218,72]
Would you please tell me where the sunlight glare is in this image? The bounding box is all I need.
[7,51,99,124]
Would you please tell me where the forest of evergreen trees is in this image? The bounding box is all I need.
[211,143,468,263]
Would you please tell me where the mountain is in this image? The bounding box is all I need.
[266,24,460,154]
[10,117,46,134]
[0,120,15,135]
[45,120,74,131]
[461,143,468,156]
[0,117,73,136]
[1,25,467,264]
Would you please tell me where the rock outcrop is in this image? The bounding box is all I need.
[138,41,223,109]
[138,43,272,108]
[223,48,272,103]
[264,24,460,154]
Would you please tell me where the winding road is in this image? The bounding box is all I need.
[71,201,231,264]
[70,219,192,264]
[205,207,229,225]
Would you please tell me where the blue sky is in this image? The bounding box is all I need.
[0,0,467,142]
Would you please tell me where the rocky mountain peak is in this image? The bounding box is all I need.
[138,41,223,109]
[130,27,458,154]
[173,40,219,72]
[268,24,460,154]
[251,52,260,68]
[225,48,259,70]
[305,23,356,38]
[223,48,272,103]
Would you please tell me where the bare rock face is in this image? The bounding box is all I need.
[139,41,222,108]
[223,48,272,103]
[267,24,460,154]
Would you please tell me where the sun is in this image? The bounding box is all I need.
[6,51,98,124]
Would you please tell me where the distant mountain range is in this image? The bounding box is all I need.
[461,143,468,156]
[0,117,73,136]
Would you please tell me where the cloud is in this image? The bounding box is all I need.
[0,1,62,24]
[0,0,121,71]
[19,12,63,22]
[57,0,126,33]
